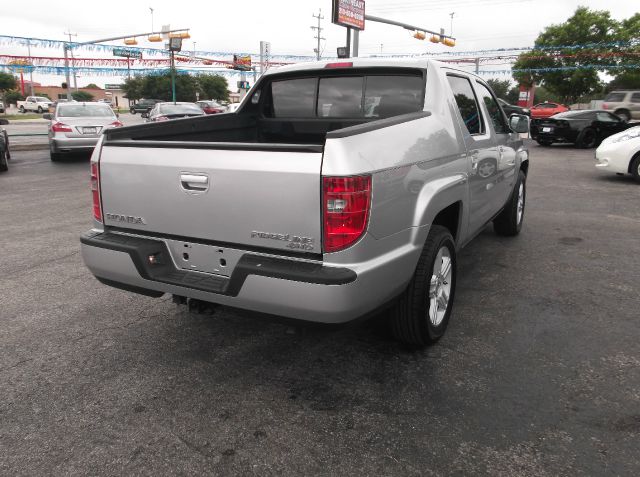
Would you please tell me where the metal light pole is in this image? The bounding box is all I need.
[27,39,35,96]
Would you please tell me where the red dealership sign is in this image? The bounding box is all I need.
[332,0,365,31]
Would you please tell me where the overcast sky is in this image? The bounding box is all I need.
[1,0,637,88]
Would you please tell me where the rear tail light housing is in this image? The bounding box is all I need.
[155,116,169,121]
[325,62,353,68]
[52,122,72,133]
[90,162,102,222]
[322,175,371,253]
[110,120,124,127]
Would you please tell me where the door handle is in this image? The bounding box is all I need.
[180,173,209,192]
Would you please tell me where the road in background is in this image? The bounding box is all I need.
[0,144,639,475]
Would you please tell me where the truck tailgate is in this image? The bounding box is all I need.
[99,144,323,254]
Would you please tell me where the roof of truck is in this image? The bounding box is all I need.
[265,57,448,75]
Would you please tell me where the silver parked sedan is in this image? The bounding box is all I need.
[44,102,123,161]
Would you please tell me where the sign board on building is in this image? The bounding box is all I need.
[112,48,142,59]
[332,0,365,30]
[233,55,252,71]
[237,81,251,89]
[104,84,124,90]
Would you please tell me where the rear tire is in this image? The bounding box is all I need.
[19,106,25,113]
[390,225,457,346]
[576,127,597,148]
[130,108,136,114]
[0,148,8,172]
[494,170,526,236]
[50,150,63,162]
[536,139,552,146]
[631,155,640,184]
[37,106,43,114]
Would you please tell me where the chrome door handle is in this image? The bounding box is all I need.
[180,173,209,192]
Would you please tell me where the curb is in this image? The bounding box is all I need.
[11,144,49,151]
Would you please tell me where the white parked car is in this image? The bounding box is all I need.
[595,126,640,182]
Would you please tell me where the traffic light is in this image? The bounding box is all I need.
[429,35,440,43]
[413,31,426,40]
[442,37,456,47]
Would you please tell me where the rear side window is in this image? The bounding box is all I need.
[605,92,626,102]
[269,73,423,119]
[631,92,640,103]
[447,75,483,135]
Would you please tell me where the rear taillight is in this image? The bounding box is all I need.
[110,120,124,127]
[155,116,169,121]
[322,175,371,253]
[52,122,72,132]
[90,162,102,222]
[325,62,353,68]
[602,103,608,109]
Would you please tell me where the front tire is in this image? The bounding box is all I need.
[37,106,43,114]
[615,110,631,122]
[494,170,526,236]
[390,225,457,346]
[19,106,25,113]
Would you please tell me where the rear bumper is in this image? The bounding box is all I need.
[51,136,100,152]
[80,230,415,324]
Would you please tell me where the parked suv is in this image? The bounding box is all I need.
[80,59,530,346]
[602,91,640,122]
[130,99,161,115]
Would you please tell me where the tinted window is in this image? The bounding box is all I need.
[57,105,114,117]
[159,104,203,114]
[631,93,640,103]
[447,75,483,135]
[596,112,619,122]
[271,78,317,117]
[476,82,508,134]
[318,77,363,117]
[364,75,423,118]
[604,92,626,102]
[554,111,593,119]
[534,103,557,109]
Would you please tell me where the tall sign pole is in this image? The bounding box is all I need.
[331,0,365,58]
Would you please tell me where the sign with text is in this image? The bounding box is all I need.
[104,84,124,90]
[233,54,252,71]
[112,48,142,59]
[332,0,365,30]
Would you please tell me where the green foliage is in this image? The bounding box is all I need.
[486,79,512,99]
[4,90,24,105]
[197,74,229,101]
[122,73,229,102]
[72,91,94,101]
[0,72,17,92]
[85,83,100,89]
[533,85,560,104]
[512,7,621,103]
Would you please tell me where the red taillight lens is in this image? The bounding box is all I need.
[90,162,102,222]
[323,175,371,253]
[325,62,353,68]
[110,120,124,127]
[155,115,169,121]
[52,122,72,132]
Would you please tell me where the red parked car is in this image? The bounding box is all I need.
[530,102,569,119]
[196,100,226,114]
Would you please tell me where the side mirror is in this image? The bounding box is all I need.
[509,114,530,134]
[42,113,53,120]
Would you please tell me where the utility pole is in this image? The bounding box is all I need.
[64,31,78,92]
[311,9,325,60]
[27,39,34,96]
[449,12,455,36]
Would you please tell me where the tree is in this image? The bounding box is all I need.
[0,72,17,94]
[512,7,619,104]
[85,83,100,89]
[610,12,640,90]
[197,74,229,101]
[486,79,512,100]
[72,91,94,101]
[122,76,144,101]
[4,90,24,105]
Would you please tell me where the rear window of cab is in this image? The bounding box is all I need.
[266,73,424,119]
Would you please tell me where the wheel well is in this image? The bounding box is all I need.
[629,151,640,174]
[615,108,630,116]
[432,202,461,241]
[520,160,529,176]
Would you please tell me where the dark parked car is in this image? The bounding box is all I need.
[0,127,10,173]
[130,99,162,115]
[531,110,634,148]
[145,102,205,122]
[497,98,530,117]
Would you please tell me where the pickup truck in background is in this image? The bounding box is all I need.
[17,96,54,113]
[80,58,530,346]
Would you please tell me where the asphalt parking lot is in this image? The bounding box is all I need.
[1,143,639,475]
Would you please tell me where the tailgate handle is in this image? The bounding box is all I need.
[180,173,209,192]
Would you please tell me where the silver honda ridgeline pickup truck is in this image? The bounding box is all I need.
[81,59,529,346]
